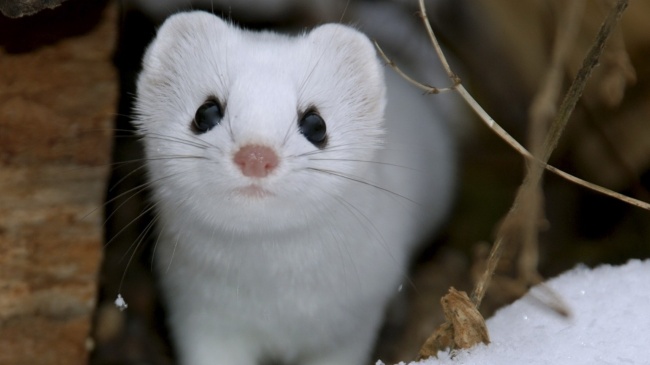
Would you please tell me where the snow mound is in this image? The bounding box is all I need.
[383,259,650,365]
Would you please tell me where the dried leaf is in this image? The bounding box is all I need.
[418,288,489,360]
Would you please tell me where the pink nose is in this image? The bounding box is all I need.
[233,144,279,178]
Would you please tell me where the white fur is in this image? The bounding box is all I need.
[135,11,454,365]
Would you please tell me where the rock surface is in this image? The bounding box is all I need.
[0,0,68,18]
[0,1,116,364]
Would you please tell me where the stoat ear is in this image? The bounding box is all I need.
[306,23,383,78]
[142,11,228,72]
[306,23,386,117]
[308,23,376,57]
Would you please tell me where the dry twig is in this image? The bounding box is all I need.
[378,0,636,358]
[375,0,648,212]
[517,0,586,297]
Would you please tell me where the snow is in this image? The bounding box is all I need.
[114,293,128,311]
[380,259,650,365]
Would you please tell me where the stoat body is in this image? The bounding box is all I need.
[135,11,454,365]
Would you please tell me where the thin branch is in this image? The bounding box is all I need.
[375,43,456,94]
[378,0,648,212]
[417,0,458,83]
[393,1,637,356]
[384,0,635,310]
[540,0,630,163]
[378,44,650,211]
[518,0,586,291]
[529,0,586,156]
[475,0,630,307]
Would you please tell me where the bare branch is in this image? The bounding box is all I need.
[378,0,649,211]
[375,42,455,94]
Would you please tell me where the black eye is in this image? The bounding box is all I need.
[298,111,327,148]
[192,99,223,134]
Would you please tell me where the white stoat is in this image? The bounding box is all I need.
[134,11,454,365]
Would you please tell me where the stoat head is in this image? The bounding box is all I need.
[134,11,386,233]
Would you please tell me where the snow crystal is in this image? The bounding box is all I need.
[379,259,650,365]
[114,293,128,311]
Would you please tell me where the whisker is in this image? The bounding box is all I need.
[88,171,184,225]
[116,208,160,297]
[105,201,159,249]
[307,157,422,172]
[129,154,208,163]
[109,128,138,134]
[109,163,149,193]
[110,154,209,170]
[55,154,205,179]
[281,112,297,149]
[149,216,164,272]
[317,193,363,293]
[328,192,417,292]
[111,126,216,150]
[165,214,182,275]
[226,110,236,143]
[296,144,381,158]
[103,181,151,227]
[141,132,215,150]
[80,127,215,150]
[306,167,418,205]
[157,194,194,275]
[298,141,440,158]
[82,183,144,222]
